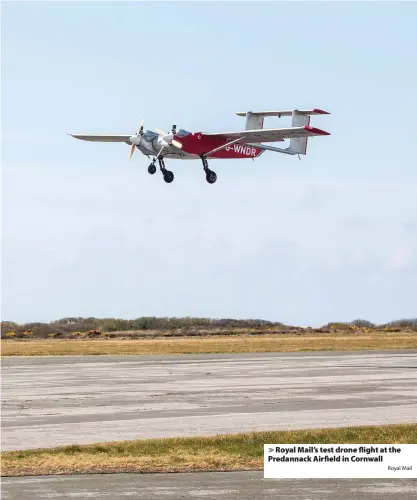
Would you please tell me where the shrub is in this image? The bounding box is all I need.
[87,330,101,337]
[385,318,417,330]
[350,320,376,328]
[322,322,353,330]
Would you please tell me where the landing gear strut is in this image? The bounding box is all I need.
[201,155,217,184]
[158,157,174,183]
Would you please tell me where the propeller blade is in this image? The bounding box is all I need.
[171,140,183,149]
[156,128,167,136]
[128,119,144,159]
[138,119,144,135]
[129,143,135,160]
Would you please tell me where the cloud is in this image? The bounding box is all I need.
[387,246,414,271]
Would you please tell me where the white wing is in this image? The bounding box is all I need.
[205,126,330,144]
[69,134,131,143]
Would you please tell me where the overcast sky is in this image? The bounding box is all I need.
[2,1,416,326]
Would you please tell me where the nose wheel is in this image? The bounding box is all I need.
[148,162,156,175]
[201,155,217,184]
[158,157,174,183]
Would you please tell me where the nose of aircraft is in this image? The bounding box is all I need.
[128,120,144,160]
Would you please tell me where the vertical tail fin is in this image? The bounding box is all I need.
[288,110,310,155]
[243,111,264,130]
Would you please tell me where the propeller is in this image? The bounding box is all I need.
[128,120,145,160]
[156,128,182,149]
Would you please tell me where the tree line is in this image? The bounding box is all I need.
[1,316,417,338]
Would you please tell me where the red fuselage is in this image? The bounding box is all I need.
[174,132,263,159]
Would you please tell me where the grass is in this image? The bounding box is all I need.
[2,424,416,477]
[1,332,417,356]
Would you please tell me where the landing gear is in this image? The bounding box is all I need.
[201,155,217,184]
[206,170,217,184]
[158,157,174,183]
[148,162,156,175]
[163,170,174,183]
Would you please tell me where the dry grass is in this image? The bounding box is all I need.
[1,332,417,356]
[2,424,416,477]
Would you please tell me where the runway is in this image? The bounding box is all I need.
[2,350,417,451]
[2,472,417,499]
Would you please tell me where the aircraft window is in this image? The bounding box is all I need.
[176,129,191,137]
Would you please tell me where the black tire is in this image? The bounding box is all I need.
[163,170,174,183]
[206,171,217,184]
[148,164,156,175]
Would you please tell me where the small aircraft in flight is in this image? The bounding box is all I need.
[69,108,330,184]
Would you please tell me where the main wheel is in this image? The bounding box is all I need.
[163,170,174,183]
[206,170,217,184]
[148,163,156,175]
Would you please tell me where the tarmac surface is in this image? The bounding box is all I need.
[2,350,416,451]
[2,472,417,499]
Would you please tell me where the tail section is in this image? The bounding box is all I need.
[236,108,330,155]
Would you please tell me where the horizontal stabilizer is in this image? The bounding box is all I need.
[236,109,330,117]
